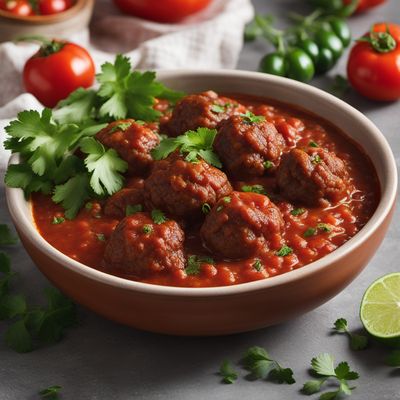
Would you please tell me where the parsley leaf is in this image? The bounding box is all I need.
[185,255,214,276]
[386,350,400,367]
[304,228,317,238]
[276,245,293,257]
[0,224,18,245]
[240,111,266,124]
[309,141,319,148]
[241,184,267,195]
[253,259,263,271]
[52,173,92,219]
[97,55,184,121]
[5,319,32,353]
[333,318,368,351]
[39,385,62,400]
[0,294,26,320]
[219,361,238,384]
[303,353,359,399]
[151,209,167,224]
[51,217,65,225]
[291,208,305,216]
[242,346,295,384]
[152,127,222,168]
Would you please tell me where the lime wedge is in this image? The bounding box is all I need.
[360,272,400,347]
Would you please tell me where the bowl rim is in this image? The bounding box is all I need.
[5,69,398,297]
[0,0,92,24]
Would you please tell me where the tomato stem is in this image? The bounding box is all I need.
[358,25,397,53]
[16,35,65,56]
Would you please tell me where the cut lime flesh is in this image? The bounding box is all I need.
[360,273,400,343]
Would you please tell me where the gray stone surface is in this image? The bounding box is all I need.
[1,1,400,399]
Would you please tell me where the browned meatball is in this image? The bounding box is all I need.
[104,186,144,219]
[104,213,185,277]
[144,154,232,218]
[214,115,286,178]
[201,191,284,259]
[277,148,349,206]
[96,119,159,175]
[162,91,247,137]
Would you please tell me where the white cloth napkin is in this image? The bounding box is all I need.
[0,0,254,172]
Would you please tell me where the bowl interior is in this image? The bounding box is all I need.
[5,70,398,296]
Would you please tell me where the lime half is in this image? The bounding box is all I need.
[360,272,400,347]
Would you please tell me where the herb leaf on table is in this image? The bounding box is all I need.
[333,318,369,350]
[39,385,62,399]
[219,361,238,384]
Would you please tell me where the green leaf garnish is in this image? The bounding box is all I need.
[152,127,221,168]
[290,208,305,216]
[309,141,319,148]
[96,233,106,242]
[0,224,18,245]
[304,227,317,238]
[264,160,274,169]
[151,209,167,224]
[51,217,65,225]
[276,245,293,257]
[241,184,267,195]
[311,154,322,164]
[39,385,62,399]
[253,259,263,272]
[240,111,266,124]
[333,318,368,350]
[185,255,214,276]
[219,360,238,384]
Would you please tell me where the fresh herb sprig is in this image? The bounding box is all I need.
[39,385,62,400]
[185,255,215,276]
[151,127,222,168]
[242,346,295,384]
[219,361,238,384]
[0,224,18,245]
[4,55,184,219]
[302,353,359,399]
[333,318,369,351]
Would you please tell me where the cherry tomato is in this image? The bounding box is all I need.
[112,0,212,23]
[347,23,400,101]
[23,39,95,107]
[344,0,386,14]
[0,0,34,16]
[39,0,73,15]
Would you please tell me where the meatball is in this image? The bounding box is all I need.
[162,91,247,137]
[104,184,144,219]
[104,213,185,277]
[144,154,232,218]
[276,148,349,206]
[201,191,284,259]
[214,115,286,178]
[96,119,159,175]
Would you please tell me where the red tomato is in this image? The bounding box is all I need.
[343,0,386,14]
[39,0,73,15]
[23,40,95,107]
[112,0,212,23]
[347,23,400,101]
[0,0,34,16]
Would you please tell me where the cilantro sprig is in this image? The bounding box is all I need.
[219,361,238,384]
[333,318,369,351]
[302,353,359,399]
[242,346,295,384]
[185,255,215,276]
[151,127,222,168]
[0,224,18,245]
[39,385,62,400]
[4,55,184,219]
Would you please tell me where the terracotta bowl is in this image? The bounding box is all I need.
[5,71,398,336]
[0,0,94,42]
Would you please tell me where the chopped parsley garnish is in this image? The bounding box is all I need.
[219,361,238,384]
[151,209,167,224]
[151,127,222,168]
[240,111,266,124]
[39,385,62,399]
[0,224,18,245]
[109,121,132,134]
[253,259,263,272]
[202,203,211,214]
[333,318,368,351]
[302,353,359,398]
[242,346,295,384]
[211,104,226,113]
[264,160,274,169]
[309,141,319,148]
[51,217,65,225]
[222,196,231,204]
[304,227,317,238]
[317,223,332,233]
[276,245,293,257]
[241,184,267,195]
[185,255,214,276]
[96,233,106,242]
[311,154,322,164]
[142,225,153,234]
[126,204,143,216]
[291,208,305,216]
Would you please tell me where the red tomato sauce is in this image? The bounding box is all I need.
[31,94,380,288]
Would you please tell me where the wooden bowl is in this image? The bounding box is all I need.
[0,0,94,42]
[5,70,398,336]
